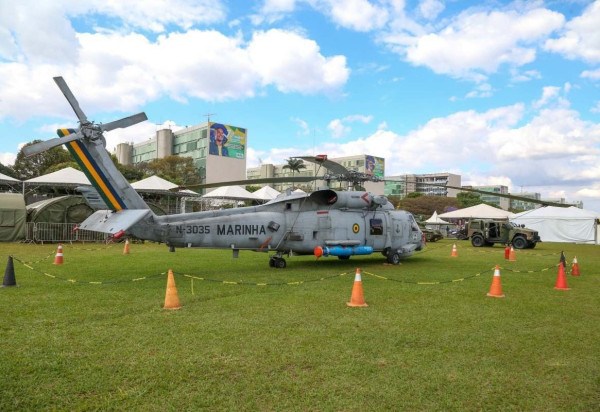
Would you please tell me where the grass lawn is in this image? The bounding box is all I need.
[0,240,598,411]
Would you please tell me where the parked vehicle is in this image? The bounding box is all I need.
[465,219,540,249]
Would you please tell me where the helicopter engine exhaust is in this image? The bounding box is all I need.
[313,245,374,259]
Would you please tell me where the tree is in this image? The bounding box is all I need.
[109,154,144,182]
[12,140,72,180]
[45,161,81,174]
[144,155,201,186]
[456,192,482,208]
[391,195,459,217]
[0,162,16,178]
[282,158,306,177]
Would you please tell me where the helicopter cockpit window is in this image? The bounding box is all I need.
[370,218,383,235]
[409,215,420,231]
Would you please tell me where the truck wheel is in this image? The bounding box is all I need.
[471,234,484,247]
[512,236,527,249]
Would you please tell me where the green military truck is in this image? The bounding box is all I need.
[466,219,540,249]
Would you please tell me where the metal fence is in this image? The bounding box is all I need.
[25,222,109,243]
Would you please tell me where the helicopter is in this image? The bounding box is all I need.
[24,77,567,268]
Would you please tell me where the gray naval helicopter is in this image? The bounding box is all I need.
[24,77,425,268]
[25,77,565,268]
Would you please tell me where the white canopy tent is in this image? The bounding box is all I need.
[512,206,599,244]
[425,210,452,232]
[131,175,179,191]
[252,186,281,201]
[425,211,450,224]
[25,167,91,186]
[439,204,515,220]
[0,172,22,192]
[0,172,20,183]
[202,185,258,201]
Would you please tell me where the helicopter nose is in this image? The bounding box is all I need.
[314,246,323,259]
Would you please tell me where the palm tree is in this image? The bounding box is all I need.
[282,158,306,188]
[282,158,306,177]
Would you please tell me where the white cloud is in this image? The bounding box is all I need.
[383,6,564,81]
[327,119,350,138]
[317,0,389,32]
[581,68,600,80]
[291,117,311,135]
[327,114,373,138]
[418,0,444,20]
[532,86,561,109]
[544,1,600,63]
[0,27,350,120]
[247,29,350,94]
[1,152,16,166]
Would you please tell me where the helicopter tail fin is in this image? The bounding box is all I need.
[61,129,149,212]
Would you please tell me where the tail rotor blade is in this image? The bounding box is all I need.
[22,133,82,157]
[53,76,88,122]
[101,112,148,132]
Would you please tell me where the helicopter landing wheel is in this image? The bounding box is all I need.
[387,252,401,265]
[269,256,287,268]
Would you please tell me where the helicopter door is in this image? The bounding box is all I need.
[368,217,387,250]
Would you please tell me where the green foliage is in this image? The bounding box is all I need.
[406,192,423,198]
[142,155,201,186]
[282,158,306,176]
[457,191,482,208]
[44,161,81,174]
[13,140,72,179]
[246,185,263,193]
[109,154,144,182]
[0,241,598,410]
[392,195,459,217]
[0,162,16,178]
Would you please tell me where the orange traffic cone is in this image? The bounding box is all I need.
[123,238,130,255]
[163,269,181,310]
[53,244,64,265]
[508,246,516,262]
[504,244,510,260]
[450,244,458,257]
[571,256,580,276]
[554,262,570,291]
[347,268,368,307]
[487,265,505,298]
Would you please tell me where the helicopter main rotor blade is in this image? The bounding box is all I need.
[53,76,88,123]
[187,176,318,190]
[101,112,148,132]
[384,179,570,208]
[21,132,83,157]
[294,156,351,177]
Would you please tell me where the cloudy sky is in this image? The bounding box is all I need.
[1,0,599,211]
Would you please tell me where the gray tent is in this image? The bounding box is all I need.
[0,193,26,242]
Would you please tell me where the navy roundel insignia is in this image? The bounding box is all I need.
[352,223,360,233]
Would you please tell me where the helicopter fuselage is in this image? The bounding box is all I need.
[133,189,424,265]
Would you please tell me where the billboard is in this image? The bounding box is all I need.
[209,123,246,159]
[365,155,384,178]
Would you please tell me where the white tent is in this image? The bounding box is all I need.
[439,204,515,219]
[0,172,20,182]
[425,211,450,224]
[202,185,257,201]
[252,186,281,201]
[512,206,599,244]
[131,175,179,191]
[25,167,90,186]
